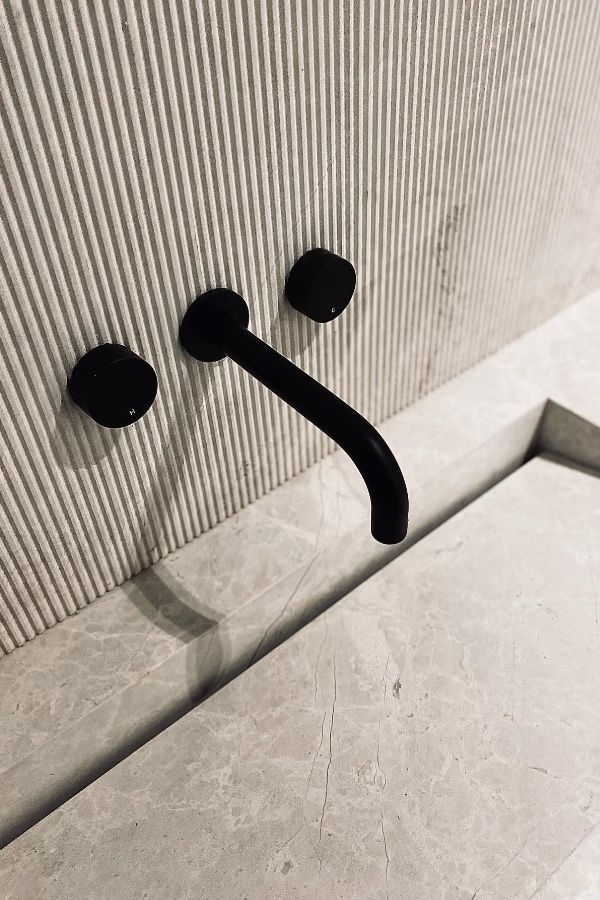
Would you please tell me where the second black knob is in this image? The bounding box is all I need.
[285,248,356,323]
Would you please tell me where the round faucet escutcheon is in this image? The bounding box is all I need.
[285,248,356,323]
[67,343,158,428]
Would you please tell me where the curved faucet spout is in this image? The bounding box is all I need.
[180,290,409,544]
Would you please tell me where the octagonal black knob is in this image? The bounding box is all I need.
[67,343,158,428]
[285,248,356,323]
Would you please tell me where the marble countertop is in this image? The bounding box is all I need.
[1,291,600,847]
[2,454,600,898]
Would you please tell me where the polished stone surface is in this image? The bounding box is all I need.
[2,454,600,898]
[1,291,600,845]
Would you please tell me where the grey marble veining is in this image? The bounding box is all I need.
[1,292,600,846]
[1,454,600,898]
[0,451,368,845]
[0,502,317,766]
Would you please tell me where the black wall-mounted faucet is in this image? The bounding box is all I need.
[180,252,409,544]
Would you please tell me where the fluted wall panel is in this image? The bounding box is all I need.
[1,0,599,653]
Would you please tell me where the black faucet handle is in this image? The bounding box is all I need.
[67,343,158,428]
[285,248,356,323]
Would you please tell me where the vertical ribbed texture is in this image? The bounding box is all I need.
[1,0,599,653]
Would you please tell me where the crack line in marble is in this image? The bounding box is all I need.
[2,395,600,853]
[3,454,600,896]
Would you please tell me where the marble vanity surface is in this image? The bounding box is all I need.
[1,292,600,846]
[2,452,600,898]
